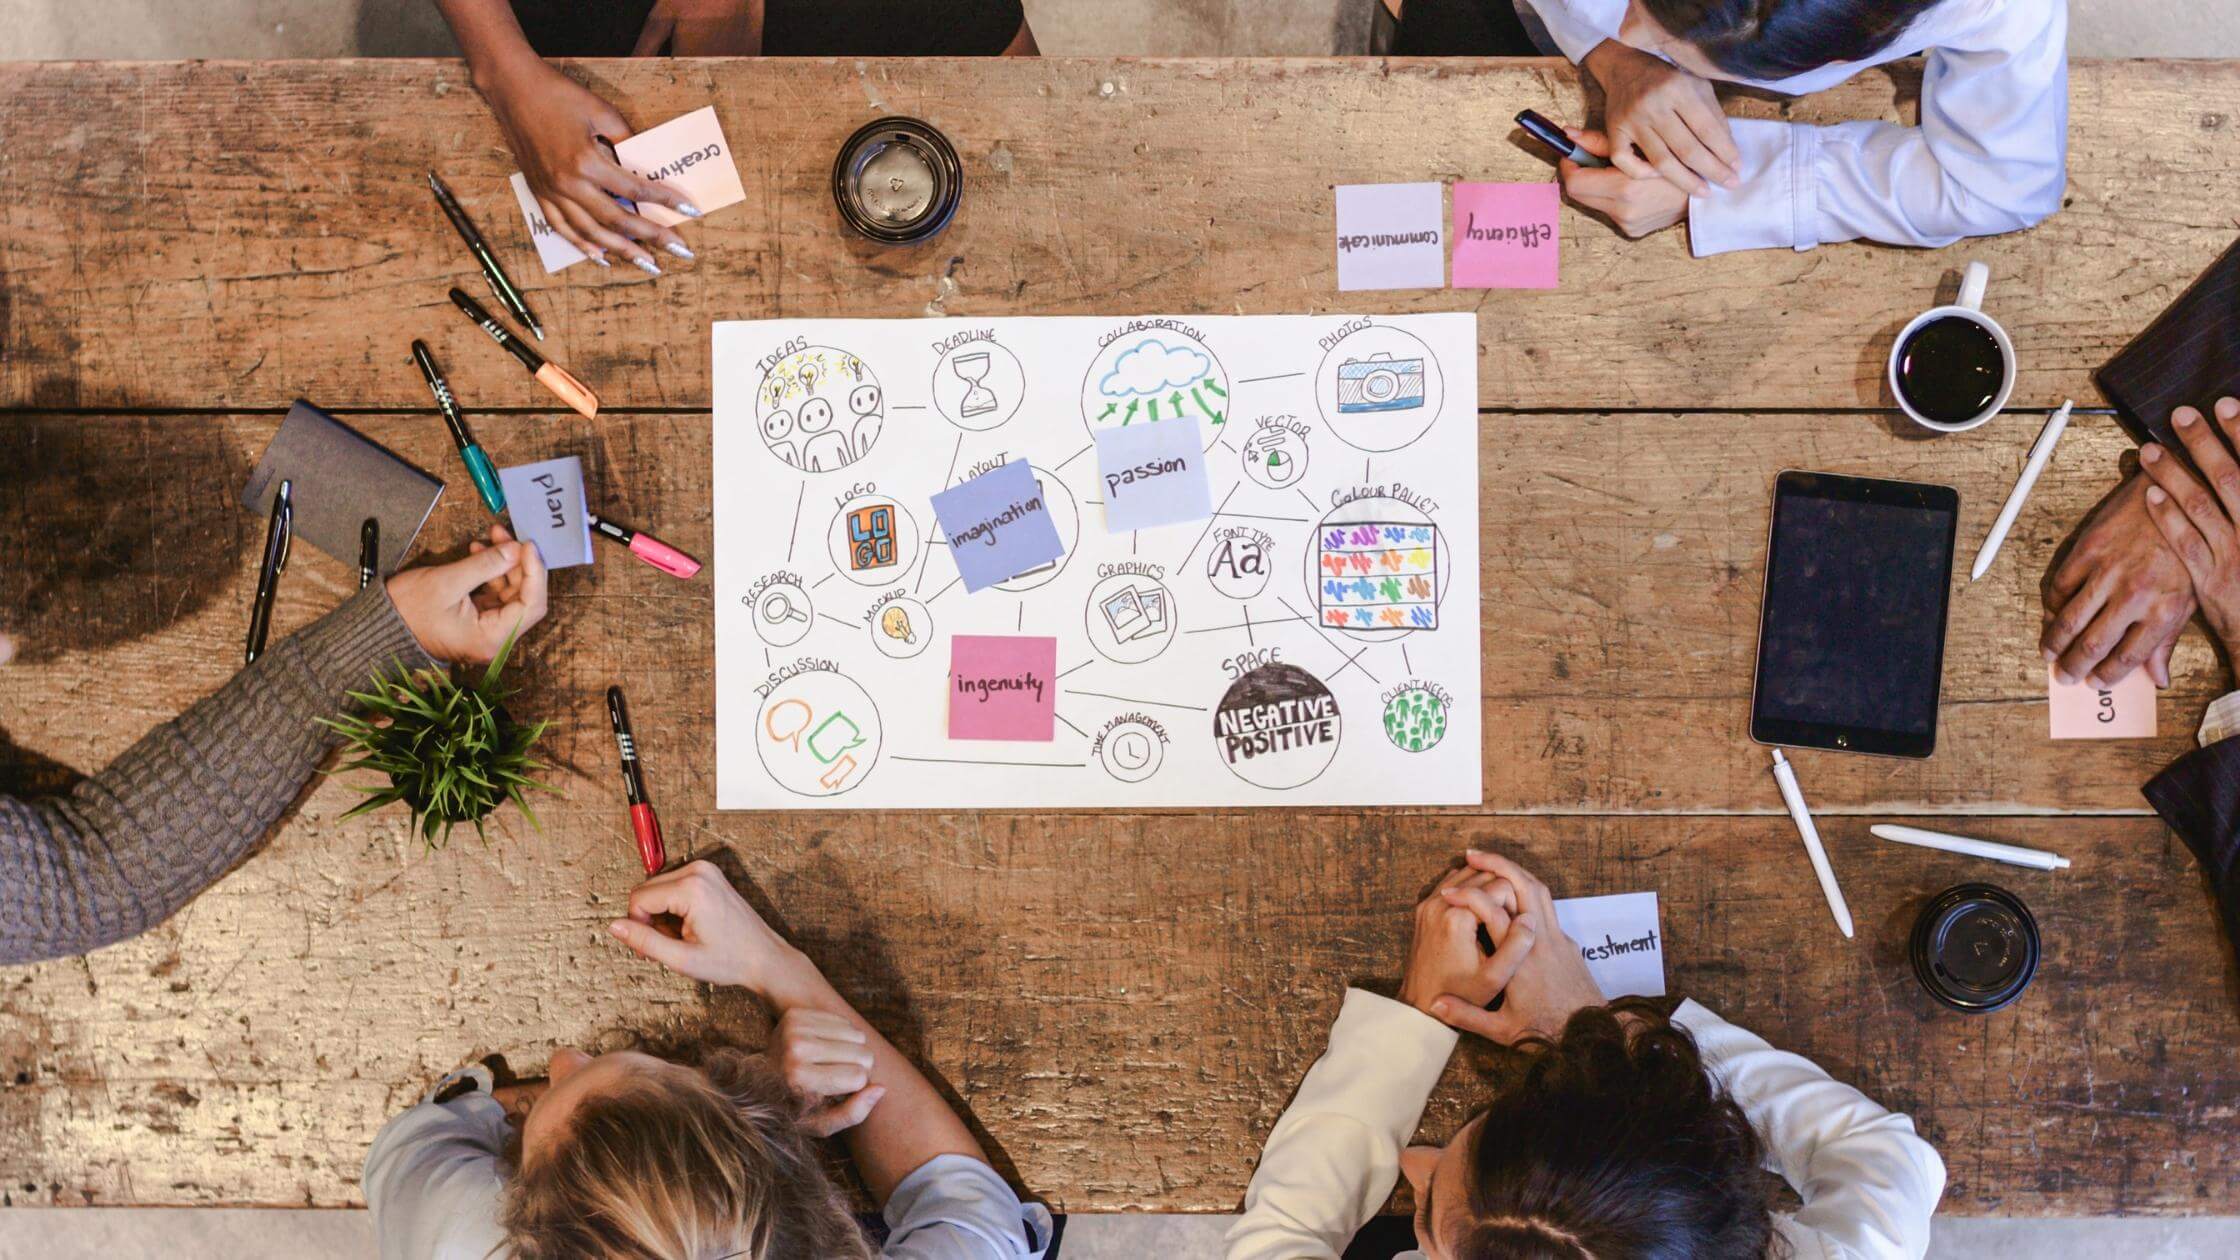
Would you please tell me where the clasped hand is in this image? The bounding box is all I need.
[1398,850,1606,1044]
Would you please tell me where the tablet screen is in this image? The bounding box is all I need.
[1751,473,1958,757]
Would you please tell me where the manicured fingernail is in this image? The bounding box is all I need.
[2143,444,2163,462]
[665,241,696,260]
[608,921,628,937]
[633,256,663,277]
[2041,647,2057,663]
[677,202,703,218]
[2175,410,2197,428]
[2148,486,2169,504]
[1431,1000,1449,1017]
[2219,397,2240,420]
[1465,847,1483,857]
[589,251,612,268]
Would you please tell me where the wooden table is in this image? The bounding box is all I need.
[2,57,2236,1214]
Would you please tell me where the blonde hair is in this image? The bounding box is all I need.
[500,1047,875,1260]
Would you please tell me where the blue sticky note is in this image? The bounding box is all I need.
[498,455,592,569]
[1094,418,1213,532]
[931,461,1066,593]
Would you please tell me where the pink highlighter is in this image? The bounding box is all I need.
[589,513,702,579]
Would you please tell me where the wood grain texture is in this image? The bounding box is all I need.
[2,58,2238,412]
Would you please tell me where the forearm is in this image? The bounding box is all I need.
[435,0,545,94]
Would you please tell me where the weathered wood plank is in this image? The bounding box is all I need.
[2,59,2236,412]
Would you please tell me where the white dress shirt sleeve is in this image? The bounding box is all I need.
[362,1080,514,1260]
[1516,0,1624,64]
[2196,691,2240,746]
[1674,1001,1946,1260]
[1690,0,2068,255]
[1224,989,1460,1260]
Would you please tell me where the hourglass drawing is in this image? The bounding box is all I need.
[952,351,999,418]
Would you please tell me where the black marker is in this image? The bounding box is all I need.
[428,171,543,341]
[448,288,600,420]
[1515,109,1609,168]
[246,479,293,664]
[359,518,379,591]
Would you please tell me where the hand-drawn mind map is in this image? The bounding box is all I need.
[712,314,1481,809]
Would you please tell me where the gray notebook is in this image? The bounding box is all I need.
[241,400,444,574]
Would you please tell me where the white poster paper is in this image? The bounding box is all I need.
[1554,892,1666,999]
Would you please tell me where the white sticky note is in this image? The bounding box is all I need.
[1335,182,1445,291]
[498,456,592,569]
[1553,892,1665,999]
[510,172,588,274]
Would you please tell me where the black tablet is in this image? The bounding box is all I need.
[1750,471,1959,759]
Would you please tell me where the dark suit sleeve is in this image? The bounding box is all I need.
[2141,738,2240,958]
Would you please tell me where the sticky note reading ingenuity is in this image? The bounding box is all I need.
[1552,892,1664,999]
[1335,182,1445,291]
[950,634,1057,741]
[1095,418,1213,532]
[499,455,592,569]
[2049,666,2157,739]
[930,461,1066,592]
[1451,182,1560,289]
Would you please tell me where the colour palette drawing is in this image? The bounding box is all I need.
[1317,522,1437,630]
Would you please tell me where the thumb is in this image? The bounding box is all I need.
[440,541,521,599]
[2149,633,2176,689]
[608,917,695,973]
[1430,995,1517,1043]
[803,1084,885,1137]
[1565,126,1616,159]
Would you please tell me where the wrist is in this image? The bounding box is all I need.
[753,945,829,1010]
[472,45,548,100]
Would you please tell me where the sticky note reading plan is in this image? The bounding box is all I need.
[513,105,745,271]
[2049,666,2157,739]
[1452,182,1560,289]
[950,635,1057,741]
[930,461,1067,592]
[498,455,592,569]
[1335,182,1445,291]
[1553,892,1664,999]
[1094,418,1213,532]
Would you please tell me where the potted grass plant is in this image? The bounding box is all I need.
[322,633,552,848]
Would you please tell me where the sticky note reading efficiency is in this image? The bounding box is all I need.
[2049,666,2157,739]
[1094,418,1213,532]
[513,105,746,272]
[930,460,1067,592]
[1335,182,1445,291]
[499,456,592,569]
[950,634,1057,741]
[1451,182,1560,290]
[1553,892,1665,999]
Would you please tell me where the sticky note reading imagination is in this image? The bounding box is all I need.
[1452,182,1560,289]
[1095,418,1213,532]
[513,105,745,272]
[1553,892,1665,999]
[930,461,1066,592]
[2049,666,2157,739]
[1335,182,1445,291]
[498,455,592,569]
[950,634,1057,741]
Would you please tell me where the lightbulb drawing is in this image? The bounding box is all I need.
[880,605,916,645]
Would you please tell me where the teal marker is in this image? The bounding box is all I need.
[412,339,506,514]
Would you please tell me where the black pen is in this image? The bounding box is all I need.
[1515,109,1610,168]
[428,171,544,342]
[247,478,293,664]
[411,339,506,513]
[359,518,379,591]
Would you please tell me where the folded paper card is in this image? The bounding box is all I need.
[930,460,1067,592]
[2049,665,2156,739]
[514,105,746,272]
[950,634,1057,741]
[1552,892,1665,999]
[1094,418,1213,532]
[241,399,443,574]
[1452,182,1560,290]
[511,172,587,273]
[1335,182,1445,291]
[499,455,592,569]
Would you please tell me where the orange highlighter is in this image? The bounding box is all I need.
[607,686,666,874]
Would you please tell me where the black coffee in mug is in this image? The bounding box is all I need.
[1895,315,2007,425]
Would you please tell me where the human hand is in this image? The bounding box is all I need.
[773,1008,886,1137]
[1582,39,1740,195]
[385,524,549,664]
[1560,129,1689,238]
[1427,851,1604,1045]
[2043,472,2193,688]
[478,55,701,273]
[2138,399,2240,657]
[1397,862,1535,1017]
[607,860,822,999]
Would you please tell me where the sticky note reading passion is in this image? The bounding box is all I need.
[1451,182,1560,290]
[949,634,1058,741]
[1094,418,1213,532]
[2048,665,2157,739]
[930,460,1067,592]
[1334,182,1445,291]
[498,455,592,569]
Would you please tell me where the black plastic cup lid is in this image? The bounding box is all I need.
[1909,882,2040,1013]
[832,117,961,245]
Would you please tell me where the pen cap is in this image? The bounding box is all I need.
[1909,883,2040,1013]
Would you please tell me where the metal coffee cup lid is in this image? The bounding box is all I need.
[1909,882,2040,1013]
[833,117,961,244]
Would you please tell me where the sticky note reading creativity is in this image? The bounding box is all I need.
[950,634,1057,741]
[1451,182,1560,290]
[513,106,745,271]
[2049,666,2157,739]
[1094,418,1213,532]
[1335,182,1445,291]
[930,461,1067,592]
[498,455,592,569]
[1553,892,1665,999]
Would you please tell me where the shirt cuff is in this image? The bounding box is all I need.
[2197,691,2240,747]
[883,1153,1051,1258]
[1688,120,1818,257]
[1332,989,1461,1107]
[293,582,439,697]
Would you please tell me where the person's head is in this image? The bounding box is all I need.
[1399,1000,1776,1260]
[1619,0,1939,81]
[502,1045,874,1260]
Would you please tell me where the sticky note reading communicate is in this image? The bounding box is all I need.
[1452,182,1560,290]
[1335,182,1445,291]
[950,635,1057,741]
[1553,892,1665,999]
[1094,418,1214,532]
[513,105,746,272]
[499,456,592,569]
[2049,666,2157,739]
[930,461,1067,592]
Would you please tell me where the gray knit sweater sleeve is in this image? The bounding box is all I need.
[0,584,434,965]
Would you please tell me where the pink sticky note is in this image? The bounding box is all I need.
[2049,666,2157,739]
[1452,182,1560,289]
[950,635,1058,741]
[614,106,746,228]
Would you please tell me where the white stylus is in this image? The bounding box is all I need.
[1770,748,1854,938]
[1970,400,2073,581]
[1870,824,2072,872]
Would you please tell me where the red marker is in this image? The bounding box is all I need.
[607,686,666,874]
[590,513,702,579]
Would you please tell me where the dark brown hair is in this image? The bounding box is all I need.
[1639,0,1937,79]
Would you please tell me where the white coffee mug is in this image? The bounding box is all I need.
[1886,260,2016,433]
